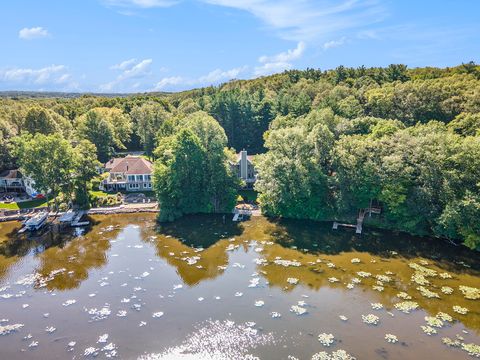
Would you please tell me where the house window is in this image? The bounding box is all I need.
[145,175,151,181]
[136,175,143,182]
[144,183,152,189]
[128,175,135,182]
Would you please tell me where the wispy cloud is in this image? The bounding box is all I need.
[259,41,305,63]
[0,65,79,91]
[153,42,307,91]
[154,76,184,90]
[110,58,139,70]
[1,65,68,84]
[197,67,246,83]
[102,0,179,8]
[202,0,386,42]
[323,36,347,49]
[255,42,305,76]
[18,27,49,40]
[101,58,154,91]
[153,66,246,91]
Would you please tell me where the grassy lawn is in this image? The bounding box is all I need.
[89,190,109,198]
[0,198,49,210]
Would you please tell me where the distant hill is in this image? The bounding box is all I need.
[0,91,171,99]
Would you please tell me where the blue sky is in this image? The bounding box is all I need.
[1,0,479,93]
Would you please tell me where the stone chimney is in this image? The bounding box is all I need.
[240,150,248,180]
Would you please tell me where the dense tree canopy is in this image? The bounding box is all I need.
[153,112,237,222]
[75,107,132,162]
[1,62,479,248]
[130,102,171,158]
[12,133,76,209]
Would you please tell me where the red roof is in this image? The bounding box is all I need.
[105,156,153,175]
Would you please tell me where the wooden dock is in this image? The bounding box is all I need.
[232,208,252,222]
[71,210,89,226]
[333,207,375,234]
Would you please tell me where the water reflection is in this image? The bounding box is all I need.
[1,213,479,330]
[0,213,479,359]
[150,215,480,332]
[150,215,244,285]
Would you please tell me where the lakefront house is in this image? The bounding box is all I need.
[100,155,153,192]
[230,150,256,188]
[0,169,40,197]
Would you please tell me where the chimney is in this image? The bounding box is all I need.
[240,150,247,180]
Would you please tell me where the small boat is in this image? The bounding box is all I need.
[59,209,75,224]
[24,212,48,231]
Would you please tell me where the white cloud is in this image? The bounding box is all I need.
[18,27,49,40]
[0,65,79,91]
[197,67,246,83]
[202,0,386,42]
[1,65,68,84]
[323,36,347,49]
[154,76,184,90]
[103,0,179,8]
[101,58,153,91]
[153,66,247,91]
[118,58,153,80]
[255,42,305,76]
[110,58,139,70]
[254,61,292,76]
[258,41,305,64]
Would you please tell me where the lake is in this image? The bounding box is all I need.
[0,213,479,359]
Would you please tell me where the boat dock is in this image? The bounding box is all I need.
[232,208,252,222]
[332,206,381,234]
[58,210,89,227]
[332,221,362,234]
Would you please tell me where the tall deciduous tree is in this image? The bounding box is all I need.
[76,107,132,162]
[23,106,58,135]
[12,133,76,210]
[154,129,209,222]
[153,112,237,222]
[255,126,333,220]
[130,102,170,158]
[73,140,101,207]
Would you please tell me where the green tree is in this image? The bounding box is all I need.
[76,107,132,162]
[23,106,58,135]
[12,133,76,210]
[153,112,237,221]
[130,102,170,158]
[448,112,480,136]
[154,129,209,221]
[255,126,333,220]
[76,110,116,162]
[73,140,101,207]
[183,111,238,212]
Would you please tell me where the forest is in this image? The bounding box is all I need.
[1,62,479,249]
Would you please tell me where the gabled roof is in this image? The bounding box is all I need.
[0,169,23,179]
[105,156,153,175]
[236,153,254,163]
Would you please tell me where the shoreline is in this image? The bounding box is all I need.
[0,203,160,223]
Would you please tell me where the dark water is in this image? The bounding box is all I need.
[0,214,479,359]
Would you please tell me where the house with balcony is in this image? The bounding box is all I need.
[0,169,40,197]
[100,156,153,192]
[230,150,256,188]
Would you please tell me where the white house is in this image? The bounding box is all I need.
[230,150,256,188]
[0,169,40,197]
[100,156,153,192]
